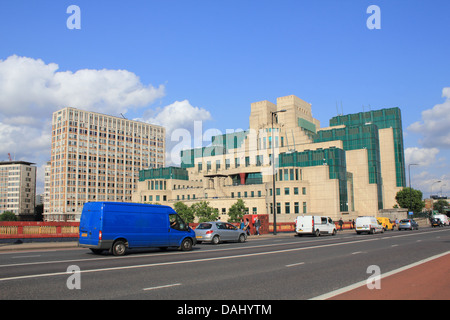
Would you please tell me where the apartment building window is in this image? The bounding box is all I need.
[276,202,281,214]
[294,187,299,195]
[294,202,299,214]
[225,159,230,169]
[284,187,289,195]
[285,202,290,214]
[302,187,306,195]
[303,202,307,214]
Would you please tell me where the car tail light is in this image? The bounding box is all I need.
[206,230,213,235]
[99,230,102,240]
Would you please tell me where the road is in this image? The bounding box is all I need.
[1,227,449,300]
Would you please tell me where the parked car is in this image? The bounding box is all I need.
[430,218,443,228]
[398,219,419,231]
[377,217,395,231]
[294,216,337,237]
[355,216,384,234]
[195,221,247,244]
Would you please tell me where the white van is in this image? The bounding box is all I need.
[295,216,337,237]
[355,216,384,234]
[433,214,449,226]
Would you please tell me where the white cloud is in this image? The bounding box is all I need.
[0,55,166,192]
[141,100,212,134]
[0,55,165,117]
[137,100,213,165]
[408,87,450,148]
[405,147,440,167]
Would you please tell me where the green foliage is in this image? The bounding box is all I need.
[228,199,246,222]
[0,211,17,221]
[433,199,449,214]
[191,201,219,223]
[395,187,425,213]
[173,201,195,223]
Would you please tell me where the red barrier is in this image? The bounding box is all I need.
[0,222,79,239]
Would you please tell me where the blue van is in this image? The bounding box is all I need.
[78,202,196,255]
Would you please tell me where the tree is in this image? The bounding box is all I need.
[173,201,194,223]
[433,199,449,214]
[395,187,425,213]
[191,201,219,223]
[228,199,246,222]
[0,211,17,221]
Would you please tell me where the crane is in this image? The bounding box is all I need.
[8,153,12,161]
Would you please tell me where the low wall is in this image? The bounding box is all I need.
[0,222,79,239]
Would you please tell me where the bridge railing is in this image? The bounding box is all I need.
[0,222,79,239]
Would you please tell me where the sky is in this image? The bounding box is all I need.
[0,0,449,198]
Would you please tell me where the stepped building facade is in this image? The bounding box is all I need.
[132,95,405,222]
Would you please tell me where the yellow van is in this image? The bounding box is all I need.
[377,217,395,231]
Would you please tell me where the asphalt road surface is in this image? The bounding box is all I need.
[1,227,449,300]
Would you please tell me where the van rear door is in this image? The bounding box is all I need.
[79,203,102,246]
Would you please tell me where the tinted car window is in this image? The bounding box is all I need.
[197,223,212,230]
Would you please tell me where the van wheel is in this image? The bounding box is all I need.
[180,238,193,251]
[112,240,127,256]
[314,229,320,237]
[332,229,337,236]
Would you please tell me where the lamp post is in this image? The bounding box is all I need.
[271,109,286,235]
[408,163,418,213]
[430,180,441,198]
[440,184,447,197]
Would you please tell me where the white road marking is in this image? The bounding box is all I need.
[309,251,450,300]
[143,283,181,291]
[286,262,305,267]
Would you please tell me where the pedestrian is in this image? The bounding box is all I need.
[352,219,355,229]
[244,218,250,236]
[254,217,261,235]
[239,218,245,230]
[339,218,343,231]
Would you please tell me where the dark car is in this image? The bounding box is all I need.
[430,218,443,228]
[398,219,419,231]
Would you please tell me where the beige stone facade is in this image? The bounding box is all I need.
[133,95,406,223]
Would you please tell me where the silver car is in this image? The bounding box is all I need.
[195,221,247,244]
[398,219,419,230]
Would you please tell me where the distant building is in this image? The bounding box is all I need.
[48,107,165,221]
[0,161,36,218]
[132,95,406,222]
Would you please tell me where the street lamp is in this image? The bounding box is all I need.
[271,109,286,235]
[440,184,447,197]
[408,163,418,213]
[430,180,442,198]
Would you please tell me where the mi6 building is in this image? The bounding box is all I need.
[132,95,406,222]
